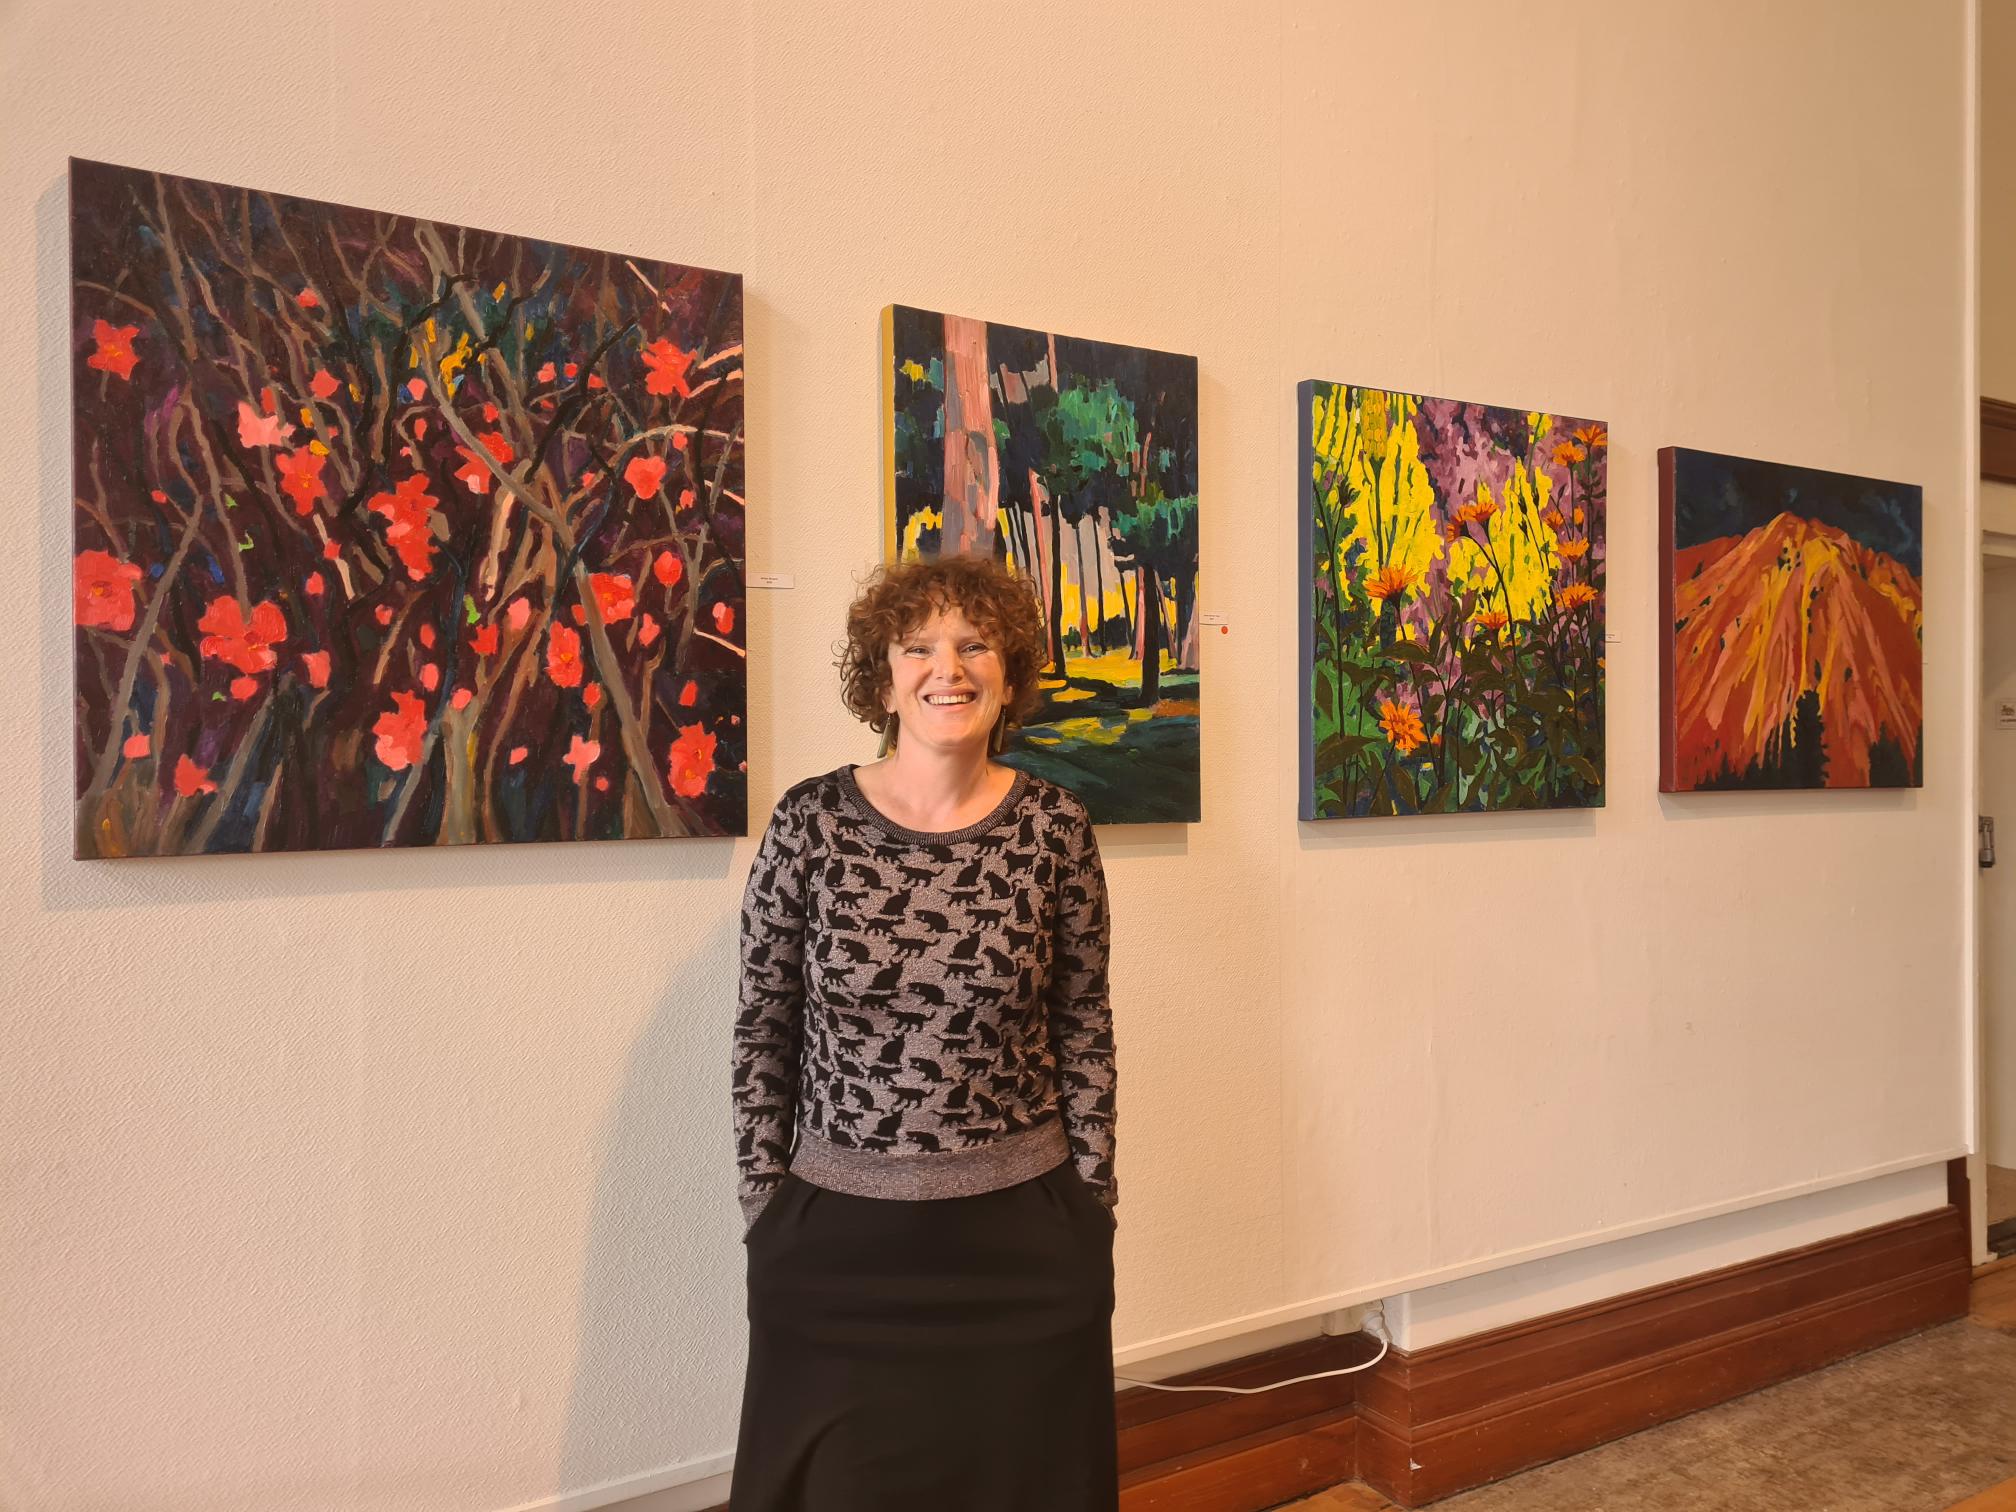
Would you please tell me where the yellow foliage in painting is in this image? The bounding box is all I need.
[1308,386,1440,607]
[438,332,472,383]
[900,505,942,561]
[1446,461,1560,622]
[900,359,928,383]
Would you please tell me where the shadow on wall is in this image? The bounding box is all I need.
[558,909,747,1506]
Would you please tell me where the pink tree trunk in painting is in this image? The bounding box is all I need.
[939,314,998,559]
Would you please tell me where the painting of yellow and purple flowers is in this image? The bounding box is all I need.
[1297,382,1607,819]
[69,159,746,857]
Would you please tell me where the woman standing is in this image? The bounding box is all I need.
[728,553,1118,1511]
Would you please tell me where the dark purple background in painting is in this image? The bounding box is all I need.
[70,159,745,855]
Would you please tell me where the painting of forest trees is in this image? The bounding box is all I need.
[69,159,745,857]
[882,305,1199,824]
[1298,382,1607,820]
[1658,447,1922,792]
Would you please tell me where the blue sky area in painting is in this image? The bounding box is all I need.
[1670,447,1921,575]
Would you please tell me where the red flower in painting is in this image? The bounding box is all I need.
[368,474,440,581]
[564,734,601,785]
[74,549,144,631]
[310,369,341,401]
[86,319,140,380]
[372,690,428,771]
[173,754,218,797]
[230,675,260,701]
[296,287,321,309]
[236,401,292,449]
[589,572,635,624]
[666,723,716,799]
[678,679,698,707]
[302,650,330,688]
[454,431,516,494]
[638,613,661,648]
[276,448,328,514]
[197,596,286,674]
[470,623,499,656]
[624,454,667,498]
[123,733,150,759]
[583,683,602,710]
[640,338,696,398]
[506,598,531,631]
[546,624,584,688]
[652,550,682,589]
[712,602,735,634]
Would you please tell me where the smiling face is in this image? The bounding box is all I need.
[882,603,1012,756]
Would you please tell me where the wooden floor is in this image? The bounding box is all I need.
[1280,1257,2016,1512]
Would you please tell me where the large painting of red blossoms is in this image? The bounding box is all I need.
[69,159,746,857]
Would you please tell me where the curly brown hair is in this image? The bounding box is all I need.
[836,554,1048,743]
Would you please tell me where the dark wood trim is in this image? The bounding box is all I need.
[704,1202,1968,1512]
[1356,1204,1971,1507]
[1987,396,2016,485]
[1117,1333,1373,1507]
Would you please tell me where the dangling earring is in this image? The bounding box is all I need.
[988,709,1009,756]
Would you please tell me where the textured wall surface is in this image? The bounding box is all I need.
[0,3,1971,1509]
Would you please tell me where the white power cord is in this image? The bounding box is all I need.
[1110,1301,1392,1394]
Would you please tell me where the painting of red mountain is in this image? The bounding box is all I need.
[1659,448,1922,792]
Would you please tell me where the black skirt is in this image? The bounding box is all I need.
[729,1159,1118,1511]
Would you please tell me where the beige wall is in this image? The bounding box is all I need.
[1988,0,2016,398]
[0,3,1971,1510]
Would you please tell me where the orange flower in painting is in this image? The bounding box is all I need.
[86,319,140,380]
[563,734,601,785]
[546,624,584,688]
[1552,441,1586,467]
[1572,424,1608,449]
[302,650,331,688]
[1472,609,1510,634]
[1556,538,1591,559]
[640,338,696,398]
[652,549,683,589]
[372,690,428,771]
[1377,699,1427,756]
[122,733,150,759]
[638,613,662,648]
[666,723,717,798]
[624,454,668,498]
[1461,495,1499,526]
[470,623,499,656]
[1361,564,1419,604]
[589,572,635,624]
[1442,517,1465,542]
[197,596,286,674]
[275,448,328,515]
[368,474,440,581]
[296,287,321,310]
[506,597,531,631]
[74,549,144,631]
[1557,583,1600,610]
[172,754,218,797]
[454,431,516,494]
[1542,508,1566,531]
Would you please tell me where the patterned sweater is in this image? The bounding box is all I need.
[732,763,1115,1233]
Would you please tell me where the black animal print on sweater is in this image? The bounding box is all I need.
[732,763,1115,1233]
